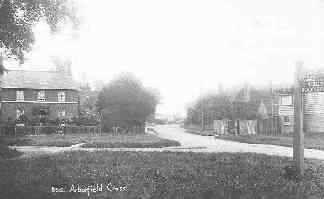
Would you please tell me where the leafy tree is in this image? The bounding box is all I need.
[232,87,272,120]
[96,72,160,133]
[186,93,233,126]
[79,83,99,114]
[0,0,78,68]
[207,94,233,120]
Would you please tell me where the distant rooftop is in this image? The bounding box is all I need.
[0,70,79,90]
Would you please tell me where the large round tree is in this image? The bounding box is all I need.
[96,72,160,133]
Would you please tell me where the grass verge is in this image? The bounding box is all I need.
[0,152,323,199]
[0,133,181,148]
[215,133,324,151]
[0,144,21,159]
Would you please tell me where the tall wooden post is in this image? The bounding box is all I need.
[201,98,205,131]
[293,62,304,175]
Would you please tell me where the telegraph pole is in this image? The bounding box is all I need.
[293,62,304,175]
[200,81,205,131]
[201,97,205,131]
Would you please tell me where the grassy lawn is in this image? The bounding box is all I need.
[0,144,21,159]
[0,133,181,148]
[0,151,323,199]
[216,133,324,151]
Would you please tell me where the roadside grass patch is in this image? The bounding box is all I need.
[0,152,323,199]
[0,144,21,159]
[184,124,324,151]
[0,133,181,148]
[81,134,180,148]
[216,133,324,151]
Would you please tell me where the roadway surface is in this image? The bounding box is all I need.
[12,124,324,161]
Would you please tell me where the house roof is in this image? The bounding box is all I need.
[0,70,79,90]
[232,85,278,116]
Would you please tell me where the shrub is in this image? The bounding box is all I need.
[0,144,21,159]
[71,114,99,126]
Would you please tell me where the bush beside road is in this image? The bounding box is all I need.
[0,144,21,159]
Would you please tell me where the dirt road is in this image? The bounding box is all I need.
[12,124,324,161]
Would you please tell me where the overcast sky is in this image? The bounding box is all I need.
[5,0,324,116]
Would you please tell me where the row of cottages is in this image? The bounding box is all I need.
[217,79,324,135]
[210,84,278,135]
[250,85,299,134]
[226,84,291,134]
[0,67,80,123]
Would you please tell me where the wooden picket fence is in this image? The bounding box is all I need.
[257,117,283,136]
[212,117,283,136]
[3,125,102,136]
[33,125,102,135]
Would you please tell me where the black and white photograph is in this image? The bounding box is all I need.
[0,0,324,198]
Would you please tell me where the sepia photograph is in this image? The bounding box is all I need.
[0,0,324,198]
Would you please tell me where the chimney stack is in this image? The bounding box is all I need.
[55,58,72,76]
[243,83,250,102]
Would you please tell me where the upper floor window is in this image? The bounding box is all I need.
[16,91,24,101]
[58,92,66,102]
[280,95,293,106]
[58,110,66,118]
[37,91,45,101]
[283,116,291,126]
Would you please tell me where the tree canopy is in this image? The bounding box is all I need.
[186,86,273,125]
[96,73,160,132]
[79,83,99,115]
[0,0,78,66]
[186,93,232,125]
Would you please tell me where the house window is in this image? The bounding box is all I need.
[58,92,65,102]
[16,91,24,101]
[16,109,24,119]
[37,91,45,101]
[58,110,66,118]
[283,116,290,125]
[280,95,293,106]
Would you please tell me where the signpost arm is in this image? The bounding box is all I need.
[293,62,304,176]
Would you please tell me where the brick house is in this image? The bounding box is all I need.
[0,69,80,123]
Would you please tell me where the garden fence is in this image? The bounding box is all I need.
[1,125,102,136]
[257,117,283,136]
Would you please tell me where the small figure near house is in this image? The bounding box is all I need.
[57,120,66,135]
[15,114,29,135]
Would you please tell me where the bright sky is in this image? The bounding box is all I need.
[5,0,324,116]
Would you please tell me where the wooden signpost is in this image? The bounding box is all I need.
[293,62,304,175]
[295,63,324,175]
